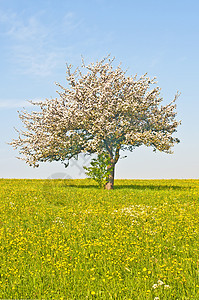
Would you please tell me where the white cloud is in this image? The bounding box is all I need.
[0,7,115,78]
[0,99,40,109]
[13,46,59,76]
[0,9,81,77]
[6,14,47,41]
[62,12,83,34]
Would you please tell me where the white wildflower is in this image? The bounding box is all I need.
[152,284,158,289]
[157,279,164,286]
[53,217,65,227]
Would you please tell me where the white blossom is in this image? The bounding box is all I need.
[10,55,180,189]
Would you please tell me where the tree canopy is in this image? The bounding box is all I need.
[10,55,180,189]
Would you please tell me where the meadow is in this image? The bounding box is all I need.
[0,179,198,299]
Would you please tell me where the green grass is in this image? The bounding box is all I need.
[0,179,198,299]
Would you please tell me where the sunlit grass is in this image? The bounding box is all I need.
[0,179,198,299]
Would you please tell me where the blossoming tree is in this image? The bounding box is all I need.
[10,56,180,189]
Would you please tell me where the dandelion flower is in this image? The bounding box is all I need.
[143,267,147,272]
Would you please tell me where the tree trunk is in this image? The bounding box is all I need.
[105,160,115,190]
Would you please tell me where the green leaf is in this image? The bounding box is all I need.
[84,152,113,188]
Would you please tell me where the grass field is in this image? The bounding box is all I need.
[0,179,198,299]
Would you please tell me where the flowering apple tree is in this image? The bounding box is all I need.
[10,56,180,189]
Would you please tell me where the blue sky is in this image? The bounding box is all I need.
[0,0,198,179]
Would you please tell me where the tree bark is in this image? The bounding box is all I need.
[104,144,121,190]
[105,159,115,190]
